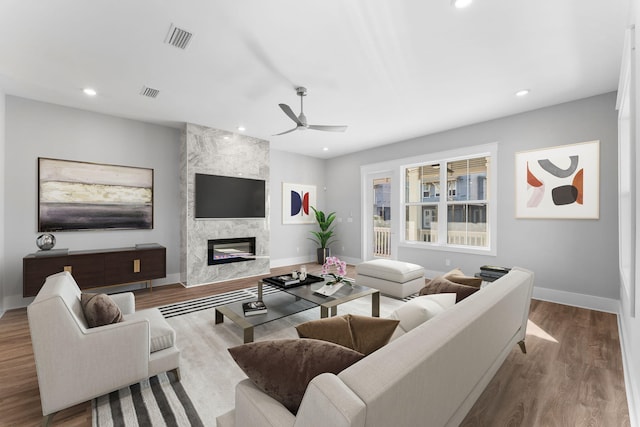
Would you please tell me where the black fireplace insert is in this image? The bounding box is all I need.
[208,237,256,265]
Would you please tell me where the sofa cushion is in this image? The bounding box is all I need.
[228,339,364,414]
[124,308,175,353]
[356,259,424,283]
[388,293,456,333]
[80,293,123,328]
[419,276,480,302]
[296,314,399,355]
[443,268,482,288]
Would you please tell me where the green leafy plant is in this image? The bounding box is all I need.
[309,206,337,249]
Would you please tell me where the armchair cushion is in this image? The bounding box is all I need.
[81,293,123,328]
[124,308,175,353]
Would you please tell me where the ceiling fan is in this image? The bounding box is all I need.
[274,87,348,136]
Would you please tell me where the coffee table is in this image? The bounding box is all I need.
[215,279,380,343]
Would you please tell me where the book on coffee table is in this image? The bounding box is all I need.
[242,300,268,316]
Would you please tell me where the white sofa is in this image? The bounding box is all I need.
[217,267,534,427]
[27,271,180,426]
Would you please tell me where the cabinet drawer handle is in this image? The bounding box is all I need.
[63,265,72,273]
[133,259,141,273]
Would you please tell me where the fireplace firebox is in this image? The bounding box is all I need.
[208,237,256,265]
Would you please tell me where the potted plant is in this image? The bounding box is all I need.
[309,206,337,264]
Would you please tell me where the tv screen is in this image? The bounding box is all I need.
[195,173,266,219]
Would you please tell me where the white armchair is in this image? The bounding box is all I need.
[27,271,180,426]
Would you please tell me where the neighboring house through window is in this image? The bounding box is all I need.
[402,143,497,255]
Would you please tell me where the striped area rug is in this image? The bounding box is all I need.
[158,284,418,319]
[158,284,282,318]
[92,371,203,427]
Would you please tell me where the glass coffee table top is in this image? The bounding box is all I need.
[215,277,380,343]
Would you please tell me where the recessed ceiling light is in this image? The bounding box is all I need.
[515,89,530,97]
[323,147,329,151]
[237,126,246,132]
[452,0,473,9]
[83,88,97,96]
[223,136,230,140]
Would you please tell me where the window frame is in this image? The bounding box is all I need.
[400,143,498,256]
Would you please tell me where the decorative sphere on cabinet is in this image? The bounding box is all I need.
[36,234,56,250]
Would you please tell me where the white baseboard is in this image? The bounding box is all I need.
[532,286,619,313]
[618,307,639,427]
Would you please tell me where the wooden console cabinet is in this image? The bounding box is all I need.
[23,244,166,297]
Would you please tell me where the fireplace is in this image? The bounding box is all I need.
[208,237,256,265]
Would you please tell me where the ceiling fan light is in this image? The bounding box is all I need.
[452,0,473,9]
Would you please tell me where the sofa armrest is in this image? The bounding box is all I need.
[294,373,366,427]
[234,379,296,427]
[110,292,136,315]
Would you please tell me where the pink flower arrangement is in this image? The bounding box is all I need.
[321,256,353,286]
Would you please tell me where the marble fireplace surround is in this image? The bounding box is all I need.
[180,123,270,286]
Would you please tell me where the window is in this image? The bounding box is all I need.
[403,150,494,252]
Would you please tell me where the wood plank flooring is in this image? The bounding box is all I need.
[0,265,630,426]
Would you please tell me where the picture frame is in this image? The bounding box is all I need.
[38,157,154,231]
[515,140,599,219]
[282,182,316,224]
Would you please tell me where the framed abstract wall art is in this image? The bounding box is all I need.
[282,182,316,224]
[38,158,154,231]
[515,141,599,219]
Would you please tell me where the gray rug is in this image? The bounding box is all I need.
[93,286,407,426]
[92,371,203,427]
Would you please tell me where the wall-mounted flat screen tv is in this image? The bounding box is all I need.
[195,173,266,219]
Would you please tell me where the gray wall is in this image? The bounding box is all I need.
[269,149,326,267]
[326,92,619,301]
[3,96,181,309]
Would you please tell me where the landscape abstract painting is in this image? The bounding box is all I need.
[515,141,599,219]
[38,158,153,231]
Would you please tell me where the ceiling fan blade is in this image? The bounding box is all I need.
[279,104,303,126]
[273,126,299,136]
[307,125,348,132]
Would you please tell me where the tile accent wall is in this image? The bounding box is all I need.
[180,123,270,286]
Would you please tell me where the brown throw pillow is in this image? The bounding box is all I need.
[346,314,399,355]
[228,339,364,414]
[295,314,399,356]
[295,315,354,350]
[419,276,480,303]
[81,293,123,328]
[443,268,482,288]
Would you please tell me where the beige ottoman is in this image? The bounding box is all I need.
[356,259,425,298]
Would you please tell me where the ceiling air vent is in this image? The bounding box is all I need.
[140,86,160,98]
[165,24,193,50]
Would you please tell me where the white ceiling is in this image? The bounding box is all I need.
[0,0,631,159]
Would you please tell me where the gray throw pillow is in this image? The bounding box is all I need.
[228,338,364,414]
[81,293,123,328]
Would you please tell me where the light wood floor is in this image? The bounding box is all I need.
[0,265,630,426]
